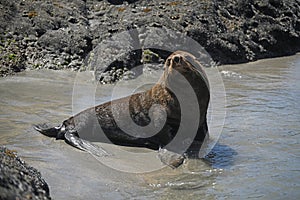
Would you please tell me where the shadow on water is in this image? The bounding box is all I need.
[203,142,237,169]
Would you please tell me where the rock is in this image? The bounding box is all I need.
[0,0,299,79]
[90,29,142,82]
[0,146,51,200]
[0,36,26,76]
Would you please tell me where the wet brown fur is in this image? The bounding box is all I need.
[61,51,210,152]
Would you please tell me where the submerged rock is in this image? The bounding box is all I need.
[0,146,51,200]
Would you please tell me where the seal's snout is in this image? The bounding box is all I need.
[173,55,181,64]
[165,54,182,69]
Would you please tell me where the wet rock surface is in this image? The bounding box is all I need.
[0,146,51,200]
[0,0,299,78]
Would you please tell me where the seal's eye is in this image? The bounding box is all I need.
[173,56,181,64]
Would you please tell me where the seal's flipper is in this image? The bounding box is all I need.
[64,131,111,157]
[34,123,62,138]
[158,148,185,169]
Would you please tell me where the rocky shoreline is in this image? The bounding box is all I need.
[0,146,51,200]
[0,0,299,78]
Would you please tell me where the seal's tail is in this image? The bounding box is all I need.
[34,123,64,139]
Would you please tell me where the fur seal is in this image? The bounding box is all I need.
[34,51,210,168]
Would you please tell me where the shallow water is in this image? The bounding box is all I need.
[0,54,299,199]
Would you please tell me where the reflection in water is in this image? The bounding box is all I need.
[0,54,299,199]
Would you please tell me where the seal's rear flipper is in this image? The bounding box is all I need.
[34,123,62,138]
[64,131,112,157]
[158,148,185,169]
[34,124,111,157]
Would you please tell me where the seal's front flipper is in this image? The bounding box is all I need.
[64,131,111,157]
[158,148,185,169]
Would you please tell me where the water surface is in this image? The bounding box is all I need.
[0,54,299,199]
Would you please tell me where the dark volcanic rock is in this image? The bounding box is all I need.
[0,0,299,78]
[89,29,142,83]
[0,146,51,200]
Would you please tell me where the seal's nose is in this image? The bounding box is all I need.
[173,56,181,64]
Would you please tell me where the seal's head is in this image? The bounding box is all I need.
[161,51,209,91]
[165,51,199,74]
[159,51,210,131]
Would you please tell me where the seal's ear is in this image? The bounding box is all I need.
[165,58,171,69]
